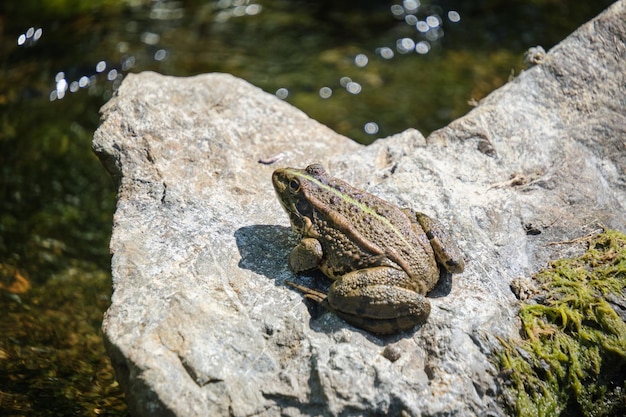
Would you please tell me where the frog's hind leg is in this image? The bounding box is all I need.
[333,310,426,334]
[326,266,431,333]
[287,276,427,334]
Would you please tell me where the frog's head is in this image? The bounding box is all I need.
[272,164,328,236]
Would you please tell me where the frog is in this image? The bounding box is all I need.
[272,163,464,334]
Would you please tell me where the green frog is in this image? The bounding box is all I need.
[272,164,464,334]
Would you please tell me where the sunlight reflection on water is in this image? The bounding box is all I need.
[36,0,470,144]
[43,0,463,110]
[354,54,369,68]
[215,0,263,22]
[17,27,43,46]
[319,87,333,99]
[364,122,379,135]
[275,88,289,99]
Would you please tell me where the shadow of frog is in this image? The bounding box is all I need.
[234,224,294,280]
[234,224,450,340]
[235,224,334,323]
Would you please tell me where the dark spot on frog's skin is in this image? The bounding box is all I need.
[296,199,312,216]
[446,259,461,269]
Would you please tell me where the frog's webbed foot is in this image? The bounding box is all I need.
[286,280,328,304]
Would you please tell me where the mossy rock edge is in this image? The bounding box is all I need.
[497,229,626,417]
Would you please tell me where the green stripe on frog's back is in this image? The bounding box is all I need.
[290,168,418,258]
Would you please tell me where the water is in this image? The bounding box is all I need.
[0,0,616,415]
[5,1,613,142]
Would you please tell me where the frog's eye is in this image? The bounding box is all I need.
[289,179,300,192]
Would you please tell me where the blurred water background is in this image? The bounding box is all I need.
[0,0,615,415]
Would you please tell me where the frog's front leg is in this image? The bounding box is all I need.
[288,237,323,272]
[327,266,431,334]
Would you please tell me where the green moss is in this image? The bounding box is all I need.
[498,229,626,416]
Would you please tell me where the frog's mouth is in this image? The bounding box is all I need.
[272,171,290,205]
[272,175,300,231]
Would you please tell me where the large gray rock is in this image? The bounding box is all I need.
[93,2,625,416]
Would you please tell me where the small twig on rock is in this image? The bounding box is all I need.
[546,226,605,246]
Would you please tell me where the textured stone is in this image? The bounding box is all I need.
[93,2,625,416]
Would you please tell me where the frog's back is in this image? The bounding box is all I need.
[311,176,438,286]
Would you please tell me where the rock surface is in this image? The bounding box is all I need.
[93,2,625,416]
